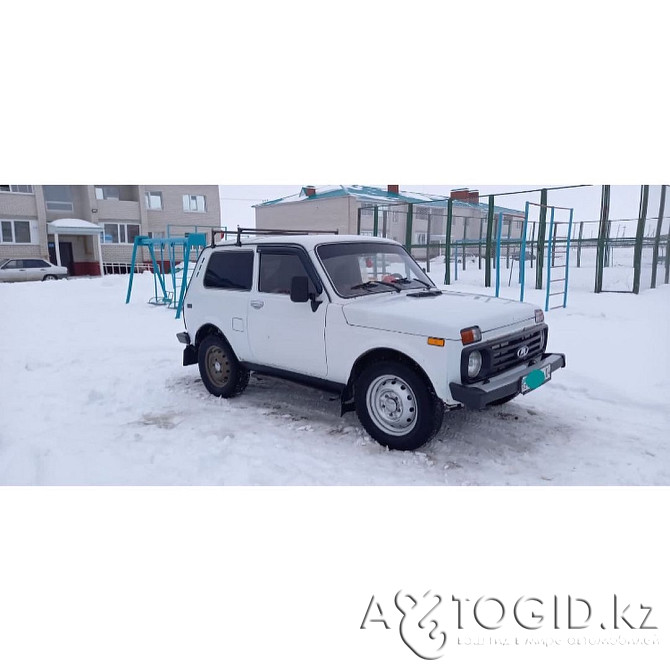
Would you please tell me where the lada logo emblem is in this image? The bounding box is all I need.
[517,345,530,358]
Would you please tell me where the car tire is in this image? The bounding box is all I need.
[42,274,58,281]
[198,334,250,398]
[488,392,518,406]
[355,360,444,451]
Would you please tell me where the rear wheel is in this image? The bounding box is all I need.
[355,360,443,451]
[198,334,249,398]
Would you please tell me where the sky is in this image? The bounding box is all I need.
[219,185,667,237]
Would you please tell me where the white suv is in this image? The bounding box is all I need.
[177,232,565,450]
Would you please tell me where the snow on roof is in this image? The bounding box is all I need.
[254,185,525,215]
[254,185,446,207]
[47,218,103,231]
[47,218,104,236]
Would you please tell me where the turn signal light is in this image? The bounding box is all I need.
[460,326,482,345]
[427,337,445,347]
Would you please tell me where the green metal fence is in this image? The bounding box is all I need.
[356,185,670,299]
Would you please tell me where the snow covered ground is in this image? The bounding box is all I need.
[1,266,668,485]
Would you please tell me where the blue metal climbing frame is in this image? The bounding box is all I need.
[125,233,207,318]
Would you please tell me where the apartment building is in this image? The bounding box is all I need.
[0,185,221,275]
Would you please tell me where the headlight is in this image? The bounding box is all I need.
[535,308,544,324]
[467,350,483,378]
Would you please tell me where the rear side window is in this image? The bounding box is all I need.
[204,251,254,290]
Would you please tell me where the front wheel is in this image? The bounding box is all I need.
[42,274,58,281]
[355,361,444,451]
[197,334,249,398]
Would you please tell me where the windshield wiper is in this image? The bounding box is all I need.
[393,276,433,289]
[350,280,401,293]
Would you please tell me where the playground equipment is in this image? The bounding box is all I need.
[519,202,574,310]
[125,233,207,318]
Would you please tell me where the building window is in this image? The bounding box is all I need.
[0,220,33,244]
[43,185,74,211]
[204,251,254,290]
[102,222,141,244]
[145,191,163,210]
[95,186,120,200]
[183,194,206,212]
[0,185,33,194]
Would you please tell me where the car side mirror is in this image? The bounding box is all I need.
[290,275,310,303]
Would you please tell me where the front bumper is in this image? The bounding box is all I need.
[449,352,566,410]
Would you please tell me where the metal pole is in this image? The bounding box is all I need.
[445,199,453,285]
[125,236,140,303]
[651,185,666,289]
[506,217,512,269]
[426,210,432,272]
[495,212,503,297]
[577,221,584,268]
[563,208,574,308]
[530,220,536,269]
[478,218,483,269]
[485,196,495,287]
[535,188,548,289]
[373,205,379,237]
[545,206,555,311]
[462,218,467,271]
[632,185,649,294]
[382,208,388,238]
[357,207,362,235]
[520,202,529,302]
[595,185,610,293]
[405,203,414,251]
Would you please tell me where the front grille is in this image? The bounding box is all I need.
[489,326,546,375]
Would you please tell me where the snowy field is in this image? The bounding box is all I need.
[1,266,669,485]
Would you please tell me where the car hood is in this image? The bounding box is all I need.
[341,290,538,340]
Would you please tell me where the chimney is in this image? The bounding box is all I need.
[467,189,479,204]
[302,186,316,197]
[450,188,469,202]
[387,184,399,194]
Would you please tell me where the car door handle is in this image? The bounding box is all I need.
[250,300,264,309]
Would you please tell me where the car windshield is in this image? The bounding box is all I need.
[316,241,435,298]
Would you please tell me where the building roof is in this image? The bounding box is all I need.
[253,185,524,216]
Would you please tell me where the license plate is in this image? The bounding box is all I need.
[520,365,551,394]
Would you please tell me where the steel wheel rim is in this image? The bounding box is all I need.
[366,374,418,436]
[206,346,231,387]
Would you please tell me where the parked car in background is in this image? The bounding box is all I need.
[0,258,68,282]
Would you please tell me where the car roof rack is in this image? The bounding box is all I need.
[211,227,339,247]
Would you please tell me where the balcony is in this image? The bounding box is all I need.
[96,198,141,222]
